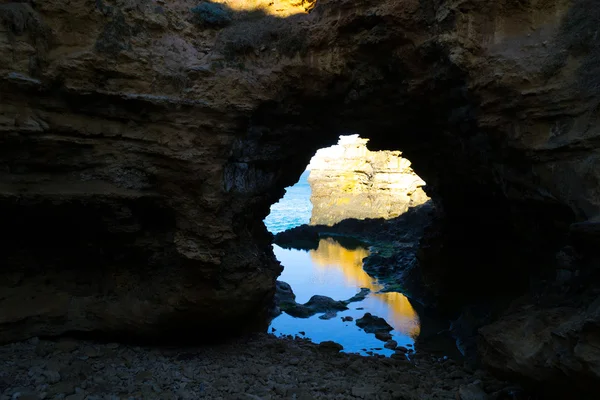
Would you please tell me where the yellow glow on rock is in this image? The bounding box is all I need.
[215,0,311,17]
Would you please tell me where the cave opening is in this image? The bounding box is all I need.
[263,134,437,357]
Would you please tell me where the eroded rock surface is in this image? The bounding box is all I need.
[307,134,429,225]
[1,4,600,397]
[479,297,600,398]
[277,289,371,319]
[0,334,522,400]
[356,313,394,334]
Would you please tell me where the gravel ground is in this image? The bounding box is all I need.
[0,333,521,400]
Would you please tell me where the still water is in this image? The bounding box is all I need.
[270,237,420,356]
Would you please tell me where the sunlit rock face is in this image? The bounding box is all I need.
[0,2,599,385]
[307,135,429,226]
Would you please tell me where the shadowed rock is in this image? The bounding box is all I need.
[356,313,393,334]
[282,295,348,319]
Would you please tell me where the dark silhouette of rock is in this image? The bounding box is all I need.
[356,313,393,334]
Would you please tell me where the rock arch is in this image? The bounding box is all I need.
[0,0,597,371]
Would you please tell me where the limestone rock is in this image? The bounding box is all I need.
[0,7,599,399]
[478,299,600,398]
[375,331,393,342]
[308,135,429,226]
[384,340,398,350]
[274,281,296,306]
[283,295,348,318]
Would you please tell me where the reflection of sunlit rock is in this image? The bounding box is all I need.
[309,238,371,289]
[372,292,420,338]
[309,238,420,338]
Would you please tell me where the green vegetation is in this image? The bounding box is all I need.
[191,2,232,28]
[189,1,308,63]
[216,14,307,61]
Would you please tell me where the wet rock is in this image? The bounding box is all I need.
[344,288,370,303]
[0,333,525,399]
[391,352,408,360]
[318,311,338,320]
[458,381,489,400]
[342,316,354,322]
[283,295,348,318]
[273,225,320,251]
[384,340,397,350]
[356,313,393,334]
[479,300,600,398]
[274,281,295,306]
[375,331,392,342]
[306,295,348,313]
[318,341,343,352]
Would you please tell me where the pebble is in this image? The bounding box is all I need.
[375,331,392,341]
[0,334,515,400]
[384,340,398,350]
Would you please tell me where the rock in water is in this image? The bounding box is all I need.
[375,331,392,342]
[281,295,348,318]
[345,288,371,303]
[318,341,343,352]
[274,281,296,306]
[305,295,349,313]
[384,340,398,350]
[356,313,393,334]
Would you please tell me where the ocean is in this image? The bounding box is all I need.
[263,170,312,234]
[264,169,420,356]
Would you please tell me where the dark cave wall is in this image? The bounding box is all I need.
[0,0,598,362]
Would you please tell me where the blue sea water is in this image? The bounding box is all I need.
[264,170,312,234]
[270,239,420,356]
[263,172,420,356]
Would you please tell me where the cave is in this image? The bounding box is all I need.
[264,135,431,356]
[1,0,599,398]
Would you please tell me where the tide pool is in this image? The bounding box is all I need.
[270,238,420,356]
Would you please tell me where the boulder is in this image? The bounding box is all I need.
[356,313,393,334]
[479,298,600,398]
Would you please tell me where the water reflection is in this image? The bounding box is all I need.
[271,237,421,356]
